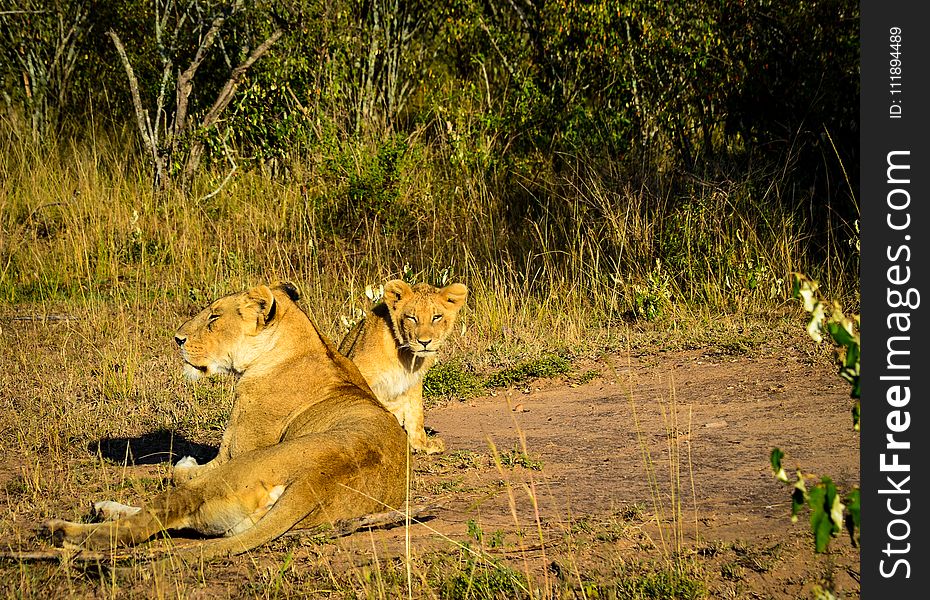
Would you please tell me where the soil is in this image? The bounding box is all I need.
[314,344,861,598]
[0,342,861,598]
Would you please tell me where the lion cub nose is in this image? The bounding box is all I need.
[174,334,187,347]
[417,338,432,348]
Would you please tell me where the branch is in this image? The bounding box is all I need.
[173,0,244,138]
[284,503,441,540]
[106,31,157,167]
[199,28,284,129]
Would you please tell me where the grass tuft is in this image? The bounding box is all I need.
[483,354,572,390]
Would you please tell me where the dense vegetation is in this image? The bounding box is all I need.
[1,0,859,320]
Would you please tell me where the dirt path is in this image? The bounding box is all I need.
[358,347,861,598]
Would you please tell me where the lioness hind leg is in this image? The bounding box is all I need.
[40,487,203,549]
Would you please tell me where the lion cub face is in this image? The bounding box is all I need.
[174,284,284,380]
[383,280,468,358]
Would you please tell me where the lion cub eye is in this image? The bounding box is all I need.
[432,314,443,322]
[405,314,418,324]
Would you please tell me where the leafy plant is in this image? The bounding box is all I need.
[499,445,543,471]
[424,361,484,401]
[632,260,673,321]
[483,354,571,389]
[770,273,860,552]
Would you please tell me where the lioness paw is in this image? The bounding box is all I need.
[37,519,68,546]
[172,455,201,483]
[91,500,142,521]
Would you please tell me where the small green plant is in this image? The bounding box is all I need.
[424,361,484,400]
[483,354,571,389]
[571,369,600,385]
[632,260,673,321]
[588,560,706,600]
[438,525,529,599]
[770,273,860,552]
[499,445,543,471]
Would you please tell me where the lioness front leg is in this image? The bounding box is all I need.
[402,387,444,454]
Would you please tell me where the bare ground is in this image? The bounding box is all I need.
[0,336,860,598]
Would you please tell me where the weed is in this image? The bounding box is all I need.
[731,540,783,574]
[434,543,530,600]
[632,260,673,322]
[586,560,707,600]
[498,445,543,471]
[720,561,744,582]
[571,369,600,385]
[484,354,571,389]
[424,360,484,401]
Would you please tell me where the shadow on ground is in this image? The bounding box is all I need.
[87,429,218,466]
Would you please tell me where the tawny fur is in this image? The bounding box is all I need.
[40,282,408,563]
[339,280,468,454]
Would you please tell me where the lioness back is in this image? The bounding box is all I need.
[339,280,468,454]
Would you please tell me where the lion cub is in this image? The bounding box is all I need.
[339,280,468,454]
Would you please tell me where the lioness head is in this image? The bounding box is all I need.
[383,280,468,358]
[174,282,301,380]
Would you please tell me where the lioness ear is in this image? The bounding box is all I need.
[245,284,277,327]
[439,283,468,312]
[272,281,301,302]
[383,279,413,312]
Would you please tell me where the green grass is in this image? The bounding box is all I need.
[498,445,544,471]
[483,354,572,389]
[425,354,575,401]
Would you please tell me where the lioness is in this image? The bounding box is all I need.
[339,280,468,454]
[40,282,408,562]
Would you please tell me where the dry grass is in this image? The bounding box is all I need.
[0,129,855,597]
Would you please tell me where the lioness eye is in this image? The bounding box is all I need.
[432,315,443,322]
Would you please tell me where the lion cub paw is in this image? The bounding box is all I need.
[417,436,446,455]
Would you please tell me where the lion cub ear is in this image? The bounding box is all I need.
[383,279,413,312]
[244,284,278,328]
[439,283,468,312]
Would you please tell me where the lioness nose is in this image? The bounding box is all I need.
[174,334,187,347]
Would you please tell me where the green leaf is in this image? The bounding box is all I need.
[825,319,856,347]
[851,400,860,431]
[845,488,860,546]
[806,304,825,343]
[792,274,819,312]
[791,473,807,523]
[844,342,860,370]
[770,448,788,482]
[808,484,832,552]
[808,478,842,552]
